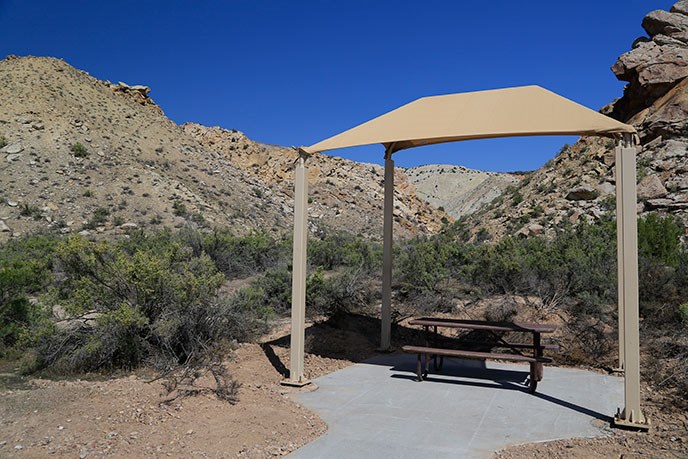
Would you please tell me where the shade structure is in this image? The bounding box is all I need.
[302,85,637,155]
[286,85,648,430]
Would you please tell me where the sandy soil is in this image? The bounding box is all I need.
[1,312,686,458]
[493,400,688,458]
[0,343,325,458]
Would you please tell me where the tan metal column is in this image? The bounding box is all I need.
[283,149,310,386]
[613,135,648,429]
[615,144,625,372]
[380,147,394,351]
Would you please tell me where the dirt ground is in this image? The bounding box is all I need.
[1,312,687,458]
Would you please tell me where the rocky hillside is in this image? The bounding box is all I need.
[465,1,688,240]
[0,56,446,242]
[404,164,520,219]
[182,123,447,238]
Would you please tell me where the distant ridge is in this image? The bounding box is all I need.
[404,164,520,219]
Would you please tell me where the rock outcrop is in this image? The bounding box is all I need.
[105,81,163,115]
[610,1,688,133]
[467,1,688,240]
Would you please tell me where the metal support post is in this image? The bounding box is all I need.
[283,149,310,387]
[613,134,648,430]
[380,147,395,351]
[615,142,625,372]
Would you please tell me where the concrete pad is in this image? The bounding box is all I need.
[289,354,623,459]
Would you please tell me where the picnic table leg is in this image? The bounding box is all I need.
[533,332,544,381]
[529,363,538,393]
[416,353,423,382]
[432,325,439,370]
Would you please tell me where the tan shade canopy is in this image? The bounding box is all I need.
[302,85,637,154]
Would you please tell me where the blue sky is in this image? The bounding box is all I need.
[0,1,676,171]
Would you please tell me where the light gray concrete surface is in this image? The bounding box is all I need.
[289,354,623,459]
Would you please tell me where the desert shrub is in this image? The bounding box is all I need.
[679,303,688,323]
[28,235,232,373]
[458,219,617,315]
[172,200,187,217]
[84,207,109,229]
[0,235,58,352]
[307,267,373,318]
[70,142,89,158]
[201,230,287,278]
[397,237,450,296]
[230,262,374,320]
[0,267,43,349]
[308,232,381,271]
[638,213,682,268]
[251,268,293,315]
[19,204,42,220]
[0,135,7,149]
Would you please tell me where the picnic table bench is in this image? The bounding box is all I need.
[402,317,558,393]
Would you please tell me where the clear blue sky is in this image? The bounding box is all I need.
[0,1,675,171]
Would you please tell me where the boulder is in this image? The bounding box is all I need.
[646,198,673,209]
[1,143,23,154]
[665,176,688,190]
[565,186,598,201]
[597,181,615,195]
[0,220,10,232]
[642,9,688,40]
[527,223,544,236]
[635,76,688,140]
[613,41,688,87]
[672,1,688,16]
[638,175,668,199]
[611,5,688,121]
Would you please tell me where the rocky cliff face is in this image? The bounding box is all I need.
[0,56,446,243]
[466,1,688,240]
[609,1,688,140]
[404,165,520,219]
[182,123,448,239]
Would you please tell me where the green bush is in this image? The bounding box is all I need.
[0,235,57,352]
[19,204,42,220]
[29,235,229,372]
[172,200,187,217]
[679,303,688,324]
[70,142,89,158]
[201,230,287,278]
[84,207,110,229]
[638,213,683,268]
[0,135,8,149]
[308,232,381,271]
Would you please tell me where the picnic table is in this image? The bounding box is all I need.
[402,317,558,393]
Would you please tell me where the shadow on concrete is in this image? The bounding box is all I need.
[262,312,518,374]
[262,312,611,423]
[389,365,612,423]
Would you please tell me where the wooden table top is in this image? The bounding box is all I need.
[408,317,557,334]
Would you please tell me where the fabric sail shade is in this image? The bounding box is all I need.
[302,85,637,155]
[286,83,648,429]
